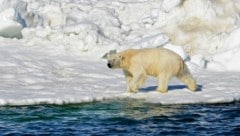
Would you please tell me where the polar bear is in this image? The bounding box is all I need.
[102,48,197,93]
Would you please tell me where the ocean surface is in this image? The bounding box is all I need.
[0,99,239,135]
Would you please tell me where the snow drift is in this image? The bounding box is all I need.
[0,0,239,71]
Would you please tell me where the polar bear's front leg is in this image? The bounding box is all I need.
[125,75,133,92]
[129,72,143,93]
[123,70,132,92]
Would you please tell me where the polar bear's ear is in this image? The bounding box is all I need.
[102,52,109,59]
[102,50,117,59]
[119,54,124,60]
[109,50,117,54]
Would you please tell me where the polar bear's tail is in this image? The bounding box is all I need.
[177,62,198,92]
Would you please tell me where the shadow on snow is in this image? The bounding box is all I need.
[140,85,202,92]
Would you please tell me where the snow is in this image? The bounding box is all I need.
[0,39,239,106]
[161,0,182,12]
[0,0,240,106]
[0,39,123,105]
[163,43,188,61]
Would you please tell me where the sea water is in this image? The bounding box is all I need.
[0,100,239,135]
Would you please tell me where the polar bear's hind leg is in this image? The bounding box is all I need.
[156,73,172,93]
[177,64,197,92]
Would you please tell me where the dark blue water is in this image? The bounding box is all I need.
[0,100,239,136]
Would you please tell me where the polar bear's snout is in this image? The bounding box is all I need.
[105,57,121,69]
[107,62,113,68]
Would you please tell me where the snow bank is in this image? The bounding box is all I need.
[0,8,22,38]
[206,28,240,72]
[1,0,240,71]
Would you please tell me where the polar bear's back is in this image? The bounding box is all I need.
[125,48,182,63]
[138,48,181,59]
[124,48,184,76]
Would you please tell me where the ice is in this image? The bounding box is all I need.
[0,8,23,38]
[0,40,239,106]
[190,54,206,68]
[208,50,240,72]
[0,0,240,105]
[204,28,240,71]
[163,43,188,61]
[161,0,182,12]
[0,40,123,106]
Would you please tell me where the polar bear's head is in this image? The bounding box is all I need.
[102,50,123,69]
